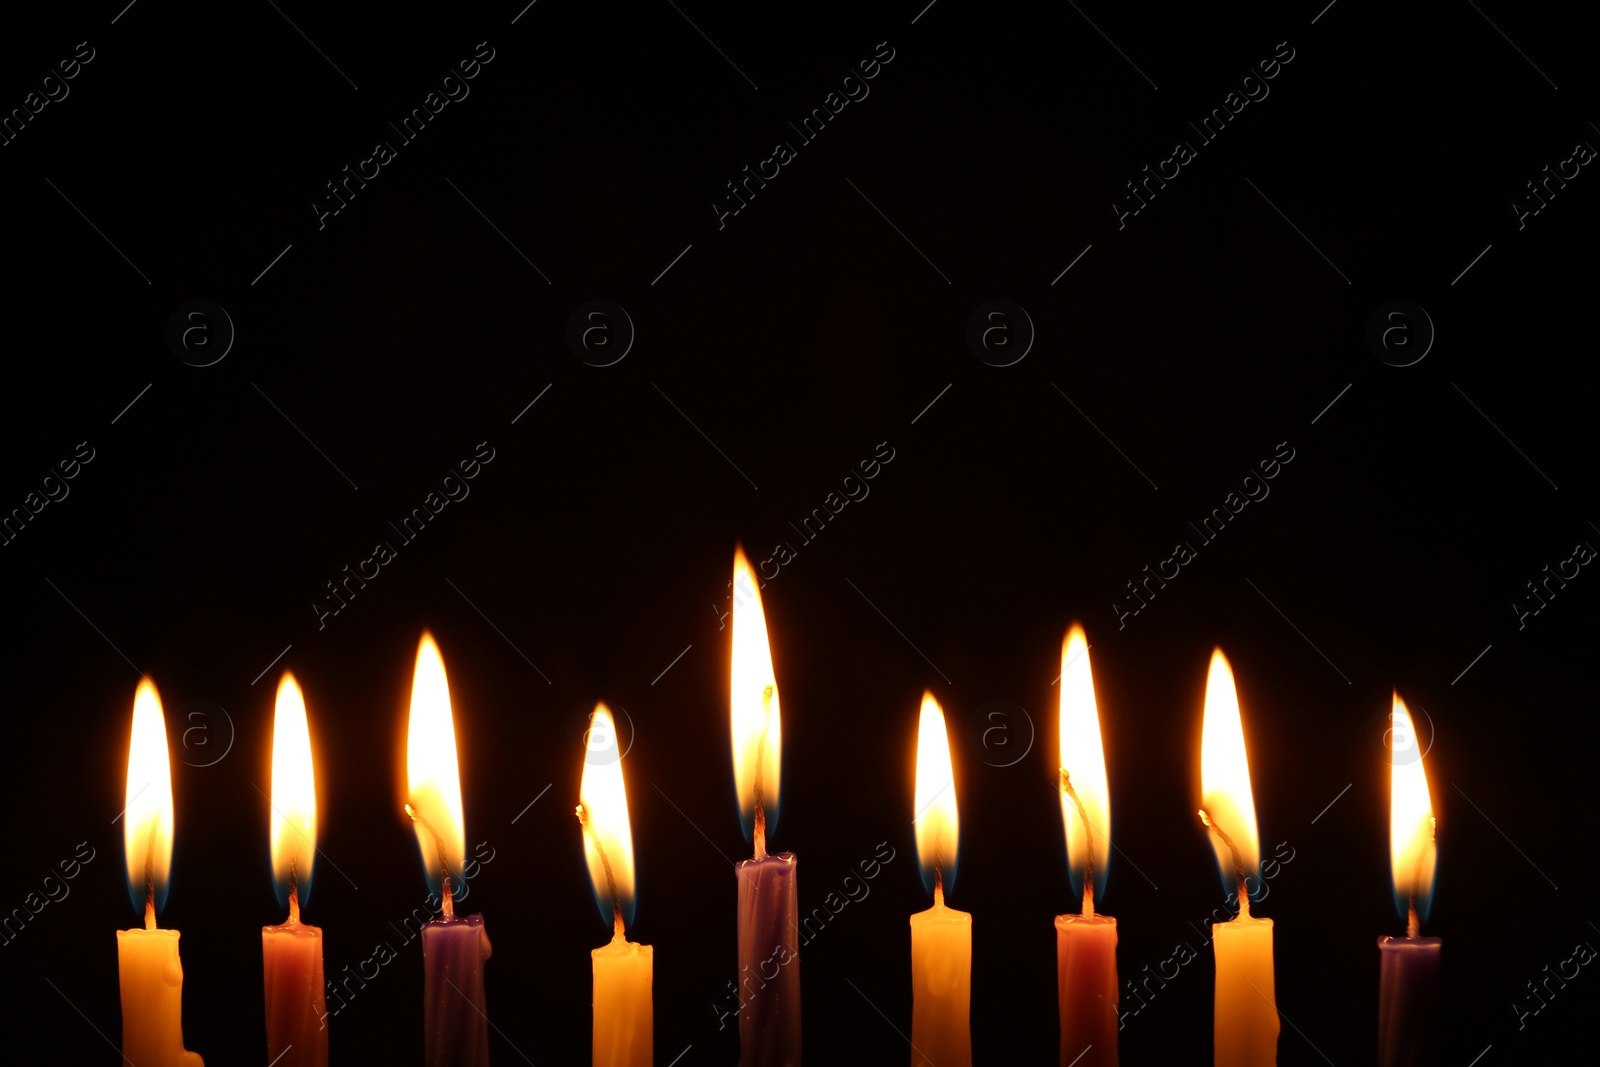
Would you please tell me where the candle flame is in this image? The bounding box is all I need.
[577,703,637,935]
[1199,649,1261,901]
[913,692,960,898]
[123,678,174,916]
[405,632,466,900]
[1059,625,1110,904]
[269,672,317,911]
[1389,693,1437,930]
[730,546,781,851]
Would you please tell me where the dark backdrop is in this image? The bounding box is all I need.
[2,0,1596,1063]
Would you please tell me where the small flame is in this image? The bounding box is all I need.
[123,679,175,915]
[577,703,637,934]
[1199,649,1261,899]
[269,673,317,911]
[913,692,960,897]
[405,633,466,899]
[730,546,781,849]
[1059,625,1110,903]
[1389,693,1437,929]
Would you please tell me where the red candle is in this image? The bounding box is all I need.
[262,673,328,1067]
[1055,625,1118,1066]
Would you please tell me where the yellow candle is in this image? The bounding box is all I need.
[578,703,652,1067]
[910,692,971,1067]
[263,673,328,1067]
[119,679,204,1067]
[1198,650,1278,1067]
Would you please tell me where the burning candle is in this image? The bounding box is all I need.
[1198,650,1278,1067]
[262,673,328,1067]
[577,703,652,1067]
[1055,625,1118,1066]
[118,678,204,1067]
[730,547,800,1067]
[909,692,971,1067]
[405,633,493,1067]
[1378,693,1439,1067]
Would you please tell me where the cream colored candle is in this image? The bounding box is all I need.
[262,673,328,1067]
[578,703,652,1067]
[910,693,971,1067]
[1198,650,1278,1067]
[119,679,204,1067]
[1056,625,1118,1066]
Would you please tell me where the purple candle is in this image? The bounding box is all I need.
[423,909,493,1067]
[730,548,801,1067]
[405,633,494,1067]
[1380,694,1439,1067]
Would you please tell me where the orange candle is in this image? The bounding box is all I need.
[577,703,652,1067]
[909,692,971,1067]
[1198,650,1278,1067]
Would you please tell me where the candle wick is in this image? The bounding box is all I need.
[1062,769,1097,916]
[405,802,460,916]
[752,684,774,860]
[934,862,944,908]
[288,859,301,925]
[1198,808,1251,919]
[1405,815,1433,938]
[143,830,156,931]
[577,802,627,940]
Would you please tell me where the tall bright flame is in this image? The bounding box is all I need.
[913,692,960,897]
[406,633,466,898]
[578,703,637,933]
[124,678,175,916]
[730,546,781,850]
[1389,693,1437,929]
[1059,625,1110,903]
[1199,649,1261,898]
[269,672,317,910]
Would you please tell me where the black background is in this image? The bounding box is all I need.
[2,0,1597,1063]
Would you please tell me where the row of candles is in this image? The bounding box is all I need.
[113,548,1439,1067]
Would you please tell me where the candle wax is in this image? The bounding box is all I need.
[910,893,972,1067]
[117,927,204,1067]
[1056,913,1117,1066]
[422,913,493,1067]
[736,851,800,1067]
[1377,936,1440,1067]
[262,918,328,1067]
[1212,915,1278,1067]
[592,936,652,1067]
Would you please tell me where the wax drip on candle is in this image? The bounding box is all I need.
[405,802,460,920]
[576,802,627,942]
[1061,769,1096,919]
[751,684,774,860]
[1198,808,1251,919]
